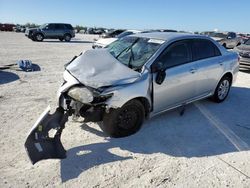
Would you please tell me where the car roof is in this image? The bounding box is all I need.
[132,32,211,42]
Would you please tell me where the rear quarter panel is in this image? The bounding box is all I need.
[214,51,239,91]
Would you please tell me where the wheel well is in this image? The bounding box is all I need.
[36,32,44,37]
[64,33,72,37]
[223,72,233,84]
[133,97,151,118]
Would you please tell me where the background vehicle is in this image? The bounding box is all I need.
[92,30,141,48]
[200,31,215,36]
[161,29,178,32]
[209,32,242,49]
[238,33,250,43]
[100,29,125,38]
[233,38,250,67]
[93,28,105,35]
[14,25,26,32]
[25,23,75,42]
[25,32,239,164]
[0,23,16,31]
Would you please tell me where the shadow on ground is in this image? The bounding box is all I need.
[60,86,250,182]
[0,70,19,84]
[30,63,41,71]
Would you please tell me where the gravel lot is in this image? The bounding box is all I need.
[0,32,249,188]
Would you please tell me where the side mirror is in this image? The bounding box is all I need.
[152,62,166,85]
[152,61,164,73]
[156,71,166,85]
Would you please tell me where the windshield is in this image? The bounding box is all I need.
[244,39,250,45]
[210,32,227,38]
[39,24,48,29]
[106,36,164,70]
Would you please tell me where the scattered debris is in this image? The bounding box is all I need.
[0,60,40,72]
[161,177,170,183]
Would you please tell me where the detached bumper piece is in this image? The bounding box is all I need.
[24,106,69,164]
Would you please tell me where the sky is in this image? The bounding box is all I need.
[0,0,249,33]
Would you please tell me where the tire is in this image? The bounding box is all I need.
[35,33,44,42]
[222,43,227,48]
[102,100,145,138]
[211,76,231,103]
[59,37,64,41]
[64,34,71,42]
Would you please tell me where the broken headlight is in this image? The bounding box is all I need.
[92,93,113,103]
[67,87,93,103]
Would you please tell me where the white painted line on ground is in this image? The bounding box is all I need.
[195,102,249,151]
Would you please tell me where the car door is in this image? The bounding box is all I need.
[191,39,224,97]
[54,24,65,38]
[44,24,55,38]
[152,40,198,113]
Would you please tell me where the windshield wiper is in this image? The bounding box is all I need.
[128,48,134,69]
[115,38,139,59]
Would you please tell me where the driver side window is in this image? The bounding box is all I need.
[157,41,191,69]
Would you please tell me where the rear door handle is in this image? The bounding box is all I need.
[190,68,197,74]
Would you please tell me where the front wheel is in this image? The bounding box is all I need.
[35,33,44,42]
[101,100,145,138]
[211,76,231,103]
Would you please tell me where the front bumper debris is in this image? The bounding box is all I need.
[24,106,69,164]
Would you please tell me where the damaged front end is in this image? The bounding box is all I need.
[25,85,114,164]
[25,49,148,164]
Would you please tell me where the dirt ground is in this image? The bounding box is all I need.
[0,32,249,188]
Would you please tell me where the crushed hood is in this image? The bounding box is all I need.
[66,49,141,88]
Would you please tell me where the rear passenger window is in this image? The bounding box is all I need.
[55,24,65,30]
[192,39,221,61]
[158,41,191,68]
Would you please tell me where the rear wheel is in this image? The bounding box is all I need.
[35,33,44,42]
[102,100,145,138]
[211,76,231,103]
[64,34,71,42]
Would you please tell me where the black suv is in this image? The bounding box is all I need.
[25,23,75,42]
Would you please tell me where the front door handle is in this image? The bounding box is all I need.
[190,68,197,74]
[219,61,223,66]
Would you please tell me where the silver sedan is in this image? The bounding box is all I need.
[25,32,239,164]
